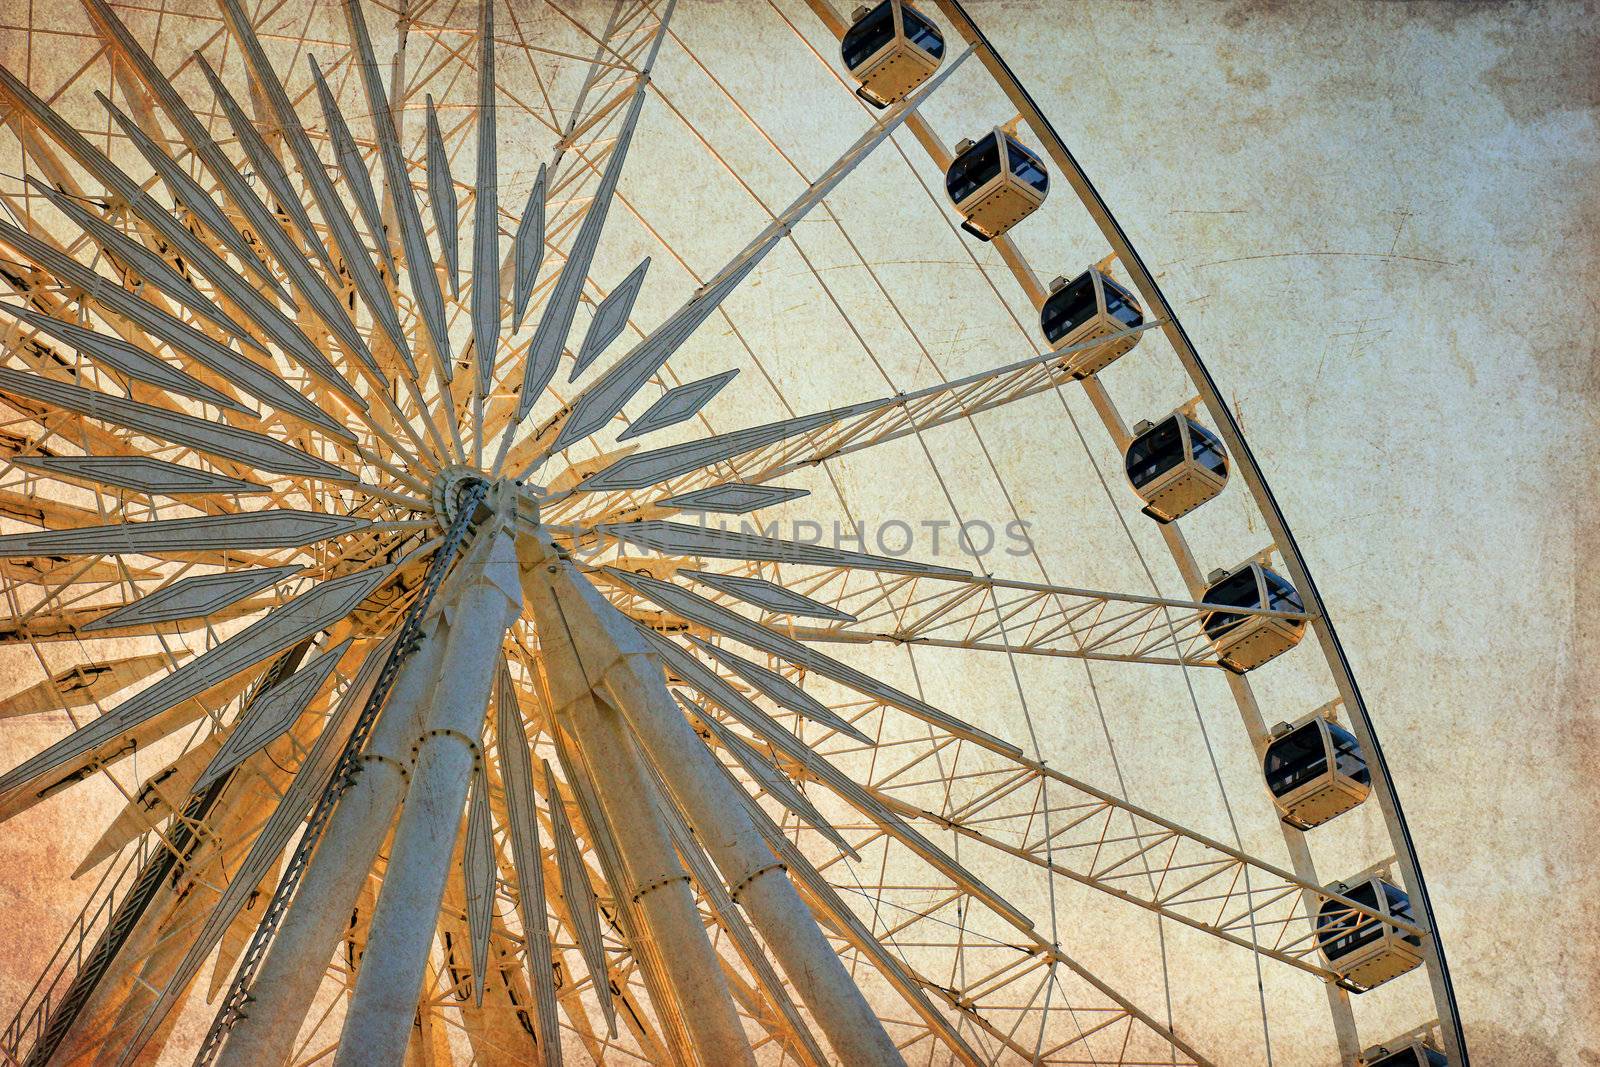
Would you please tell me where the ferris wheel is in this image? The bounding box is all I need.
[0,1,1465,1065]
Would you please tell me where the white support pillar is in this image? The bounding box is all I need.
[604,652,904,1067]
[521,550,757,1067]
[334,516,523,1066]
[561,689,758,1067]
[216,612,455,1067]
[522,539,900,1067]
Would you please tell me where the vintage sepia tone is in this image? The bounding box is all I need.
[0,1,1589,1065]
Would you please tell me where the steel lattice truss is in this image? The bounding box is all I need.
[0,1,1456,1066]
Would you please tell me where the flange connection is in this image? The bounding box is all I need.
[432,468,542,534]
[430,466,491,527]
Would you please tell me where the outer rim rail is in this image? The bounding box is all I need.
[934,3,1467,1062]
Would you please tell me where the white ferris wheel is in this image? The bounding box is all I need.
[0,2,1464,1066]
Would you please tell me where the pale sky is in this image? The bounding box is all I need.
[988,2,1597,1061]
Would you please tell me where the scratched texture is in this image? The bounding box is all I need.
[0,1,1592,1064]
[986,1,1599,1062]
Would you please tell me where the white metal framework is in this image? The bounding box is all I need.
[0,1,1462,1065]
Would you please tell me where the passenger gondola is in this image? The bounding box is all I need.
[841,2,945,108]
[1359,1037,1449,1067]
[945,129,1048,241]
[1040,268,1144,376]
[1124,414,1228,522]
[1263,713,1371,829]
[1200,562,1307,672]
[1315,874,1424,991]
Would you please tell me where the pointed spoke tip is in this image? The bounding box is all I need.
[681,568,856,622]
[0,301,253,417]
[0,564,392,813]
[553,318,1161,511]
[463,767,495,1006]
[672,687,862,860]
[510,163,547,333]
[615,368,737,443]
[0,510,369,559]
[569,257,650,384]
[424,93,460,298]
[24,176,252,348]
[594,519,968,578]
[542,756,619,1032]
[191,635,351,793]
[514,80,649,425]
[470,2,501,401]
[493,1,678,473]
[607,567,1023,759]
[0,365,354,483]
[308,53,400,285]
[82,563,306,632]
[656,482,810,514]
[180,51,388,389]
[0,206,358,442]
[75,0,293,303]
[340,0,454,381]
[85,94,304,329]
[13,455,266,496]
[682,636,873,746]
[212,9,420,389]
[540,41,977,467]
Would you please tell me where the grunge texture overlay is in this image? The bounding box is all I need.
[0,0,1592,1063]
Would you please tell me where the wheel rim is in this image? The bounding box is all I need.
[0,2,1459,1064]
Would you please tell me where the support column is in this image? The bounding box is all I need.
[335,521,522,1065]
[604,659,904,1067]
[215,614,454,1067]
[521,553,756,1067]
[562,690,757,1067]
[523,542,899,1066]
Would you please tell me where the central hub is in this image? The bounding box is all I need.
[430,465,491,527]
[432,467,542,534]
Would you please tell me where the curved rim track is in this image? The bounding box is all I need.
[937,1,1466,1061]
[0,0,1467,1063]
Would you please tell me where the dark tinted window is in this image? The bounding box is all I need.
[1262,570,1304,614]
[1317,881,1383,960]
[1103,280,1143,327]
[1327,722,1371,786]
[902,6,945,58]
[842,2,895,70]
[1202,567,1260,639]
[1007,141,1048,193]
[1125,417,1183,489]
[1039,271,1097,343]
[1264,722,1329,797]
[1189,421,1228,476]
[1384,884,1422,946]
[945,133,1001,204]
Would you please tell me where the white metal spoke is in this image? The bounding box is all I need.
[0,2,1458,1065]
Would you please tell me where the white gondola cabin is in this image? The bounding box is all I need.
[1263,714,1371,829]
[841,1,945,108]
[1040,268,1144,376]
[1359,1038,1449,1067]
[1200,562,1306,673]
[1125,414,1228,523]
[945,129,1048,241]
[1315,875,1424,991]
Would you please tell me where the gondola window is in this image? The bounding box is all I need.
[842,5,895,70]
[946,134,1001,203]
